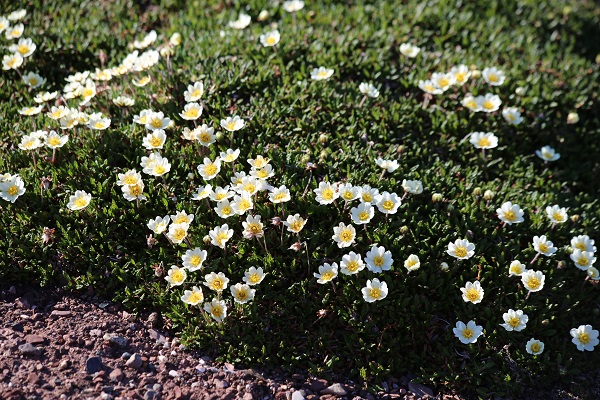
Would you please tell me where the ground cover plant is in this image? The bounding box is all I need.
[1,0,599,397]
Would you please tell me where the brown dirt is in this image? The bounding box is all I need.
[0,285,597,400]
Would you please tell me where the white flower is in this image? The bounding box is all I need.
[244,267,266,285]
[469,132,498,149]
[526,338,545,355]
[314,263,338,284]
[242,214,264,239]
[231,192,254,215]
[203,299,227,322]
[500,309,528,332]
[170,210,194,226]
[508,260,527,277]
[184,82,204,102]
[143,153,171,177]
[0,175,26,203]
[88,117,111,130]
[220,148,240,163]
[142,130,167,150]
[359,82,380,98]
[447,239,475,260]
[350,202,375,225]
[532,235,557,256]
[453,320,483,344]
[359,185,380,204]
[260,30,280,47]
[587,267,600,280]
[166,223,189,244]
[482,67,506,86]
[376,191,401,215]
[220,116,245,132]
[181,248,207,272]
[181,286,204,306]
[197,157,222,180]
[164,266,187,288]
[22,72,45,88]
[460,281,484,304]
[67,190,92,210]
[399,43,420,58]
[365,245,393,273]
[430,72,455,92]
[9,38,36,57]
[418,79,443,95]
[209,224,234,248]
[215,199,235,219]
[571,235,596,253]
[478,93,502,113]
[332,222,356,248]
[180,102,203,120]
[314,181,339,205]
[133,30,157,49]
[231,283,256,304]
[496,201,524,225]
[502,107,523,125]
[117,169,142,187]
[361,278,388,302]
[121,182,146,201]
[570,249,596,271]
[450,65,471,85]
[404,254,421,272]
[340,252,365,275]
[282,0,304,12]
[195,124,216,146]
[2,53,23,70]
[375,158,399,172]
[210,186,234,202]
[535,145,560,161]
[8,9,27,21]
[310,67,334,81]
[402,179,423,194]
[145,111,171,131]
[113,95,134,107]
[192,184,213,201]
[133,109,153,125]
[5,23,24,40]
[570,325,599,352]
[545,205,568,224]
[462,95,480,112]
[269,185,291,204]
[18,105,44,116]
[521,270,545,292]
[147,216,170,235]
[204,272,229,292]
[283,214,307,234]
[229,13,251,29]
[18,133,43,151]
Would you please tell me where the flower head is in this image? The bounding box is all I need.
[184,81,204,102]
[478,93,502,113]
[310,67,334,81]
[165,265,187,287]
[209,224,234,248]
[244,267,266,285]
[365,245,393,273]
[340,252,365,275]
[0,175,26,203]
[508,260,527,276]
[418,79,443,95]
[180,102,203,120]
[500,309,528,332]
[376,158,399,173]
[203,299,227,322]
[229,13,251,29]
[447,239,475,260]
[430,72,456,92]
[282,0,304,12]
[260,30,280,47]
[314,263,338,284]
[181,286,204,306]
[482,67,506,86]
[376,191,401,215]
[570,325,599,352]
[283,214,307,233]
[67,190,92,210]
[571,235,597,253]
[231,283,256,304]
[204,272,229,292]
[361,278,388,302]
[45,131,69,149]
[450,65,471,85]
[570,249,596,271]
[453,320,483,344]
[546,205,568,224]
[470,132,498,149]
[142,130,167,150]
[460,281,484,304]
[502,107,523,125]
[497,201,525,225]
[332,222,356,248]
[145,111,171,131]
[220,116,245,132]
[402,179,423,194]
[147,216,170,235]
[532,235,557,256]
[166,223,189,244]
[350,202,375,225]
[399,43,420,58]
[242,214,264,239]
[521,270,545,292]
[526,338,545,355]
[404,254,421,272]
[182,248,207,271]
[197,157,222,180]
[269,185,291,204]
[314,181,339,205]
[359,82,380,98]
[535,146,560,161]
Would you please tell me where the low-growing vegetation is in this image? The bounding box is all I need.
[1,0,599,397]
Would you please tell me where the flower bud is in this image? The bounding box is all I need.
[432,193,443,203]
[541,319,550,326]
[399,226,409,235]
[300,154,311,164]
[471,70,481,79]
[318,134,328,144]
[567,112,579,124]
[483,190,495,201]
[472,187,482,197]
[187,173,195,180]
[159,46,174,58]
[216,131,225,141]
[570,214,580,223]
[440,262,449,271]
[169,32,182,46]
[396,145,405,154]
[257,10,269,21]
[515,87,526,96]
[203,235,211,245]
[557,260,566,269]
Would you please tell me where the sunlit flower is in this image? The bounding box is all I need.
[133,109,153,125]
[133,30,157,49]
[184,81,204,102]
[521,270,545,292]
[147,216,170,235]
[170,210,194,226]
[532,235,557,257]
[0,17,8,33]
[359,185,380,204]
[375,158,399,172]
[447,239,475,260]
[22,71,45,88]
[508,260,527,276]
[404,254,421,272]
[133,75,152,87]
[571,235,596,253]
[181,248,207,272]
[535,145,560,162]
[359,82,380,98]
[242,214,264,239]
[546,205,568,224]
[460,281,484,304]
[220,115,245,132]
[399,43,420,58]
[497,201,524,225]
[8,9,27,21]
[336,183,358,202]
[231,283,256,304]
[450,65,471,85]
[2,53,23,70]
[570,249,596,271]
[236,176,265,195]
[209,224,234,248]
[453,320,483,344]
[269,185,291,204]
[204,299,227,322]
[310,67,334,81]
[210,185,234,202]
[332,222,356,248]
[195,124,216,146]
[500,309,528,332]
[478,93,502,113]
[502,107,523,125]
[430,72,456,92]
[191,184,213,201]
[570,325,599,352]
[18,105,43,116]
[247,155,270,169]
[362,278,388,302]
[197,157,222,180]
[526,338,545,355]
[418,79,443,95]
[250,164,274,180]
[260,29,280,47]
[229,13,251,29]
[402,179,423,195]
[314,262,338,284]
[146,111,171,131]
[587,267,599,281]
[231,192,254,215]
[462,95,480,112]
[5,23,24,39]
[142,129,167,150]
[67,190,92,210]
[283,214,307,234]
[117,169,142,187]
[121,181,146,201]
[166,223,189,244]
[219,148,240,163]
[282,0,304,12]
[165,265,187,287]
[482,67,506,86]
[204,272,230,292]
[88,117,111,130]
[213,199,234,219]
[244,267,266,285]
[180,102,203,120]
[376,191,401,215]
[340,252,365,275]
[18,133,43,151]
[113,95,135,107]
[470,132,498,149]
[0,175,26,203]
[143,153,171,177]
[314,181,339,205]
[181,286,204,306]
[350,202,375,225]
[365,245,393,273]
[90,67,113,81]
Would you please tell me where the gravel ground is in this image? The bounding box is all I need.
[0,285,597,400]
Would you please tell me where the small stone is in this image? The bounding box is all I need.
[90,329,103,337]
[292,391,306,400]
[109,368,124,382]
[15,297,31,309]
[86,356,103,374]
[27,372,39,384]
[153,383,162,391]
[168,370,179,378]
[148,329,167,344]
[224,362,235,372]
[25,334,46,344]
[215,379,229,389]
[121,352,132,360]
[408,382,434,398]
[104,334,128,348]
[58,359,70,370]
[308,379,328,393]
[243,393,254,400]
[147,312,161,328]
[19,343,42,356]
[102,385,114,393]
[51,310,71,317]
[320,383,347,396]
[144,389,159,400]
[125,353,143,370]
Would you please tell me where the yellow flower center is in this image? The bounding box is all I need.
[138,115,148,124]
[18,44,30,55]
[123,175,137,185]
[211,305,223,317]
[189,255,202,266]
[506,113,515,121]
[362,193,372,202]
[248,223,261,234]
[29,77,38,85]
[137,77,151,85]
[489,74,498,82]
[579,333,590,344]
[226,121,236,131]
[199,133,211,143]
[508,317,521,328]
[93,121,105,129]
[172,228,186,241]
[530,343,541,353]
[465,288,480,302]
[290,221,304,232]
[188,292,203,304]
[257,169,268,178]
[462,328,474,339]
[456,72,466,82]
[236,290,248,300]
[466,100,477,109]
[204,164,217,176]
[407,259,418,268]
[150,118,163,128]
[552,212,564,222]
[243,183,256,193]
[369,288,381,299]
[478,137,491,147]
[438,78,449,87]
[373,256,384,267]
[320,271,334,281]
[174,216,188,224]
[382,200,395,210]
[153,165,166,175]
[425,85,435,92]
[149,136,163,147]
[273,193,287,201]
[538,243,549,253]
[526,277,541,290]
[575,243,586,251]
[7,185,18,196]
[454,246,467,258]
[510,265,522,274]
[504,210,516,221]
[216,232,229,243]
[82,88,94,97]
[221,206,232,215]
[191,89,202,98]
[322,188,334,201]
[317,71,329,78]
[577,256,589,267]
[346,261,359,272]
[130,184,143,196]
[171,270,185,283]
[249,273,261,283]
[238,199,251,211]
[266,36,276,45]
[215,193,227,200]
[184,109,199,118]
[74,198,88,208]
[482,101,495,110]
[359,211,370,221]
[339,229,353,242]
[342,191,354,200]
[211,278,224,291]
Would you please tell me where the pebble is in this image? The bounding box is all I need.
[107,334,128,348]
[121,352,132,360]
[85,356,103,374]
[18,343,42,356]
[50,310,72,317]
[144,390,159,400]
[307,379,328,393]
[58,359,70,370]
[292,391,306,400]
[408,382,434,398]
[125,353,143,370]
[168,370,179,378]
[215,379,229,389]
[321,383,347,396]
[109,368,124,382]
